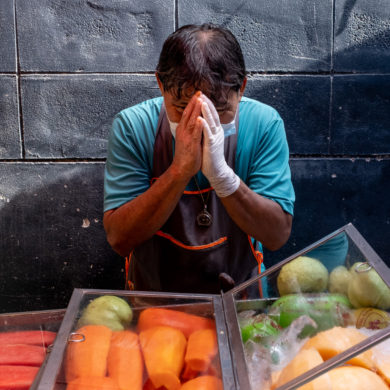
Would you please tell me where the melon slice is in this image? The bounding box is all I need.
[272,348,332,390]
[329,366,388,390]
[373,350,390,385]
[302,326,374,369]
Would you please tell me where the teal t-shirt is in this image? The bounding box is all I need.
[104,96,295,216]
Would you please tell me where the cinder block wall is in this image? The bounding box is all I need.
[1,0,389,312]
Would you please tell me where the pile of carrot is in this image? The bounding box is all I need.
[65,308,223,390]
[0,329,57,390]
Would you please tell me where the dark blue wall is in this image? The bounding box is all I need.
[1,0,389,313]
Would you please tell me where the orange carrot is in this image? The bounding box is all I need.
[142,379,165,390]
[180,375,223,390]
[66,376,120,390]
[65,325,112,383]
[181,364,198,381]
[140,326,187,390]
[107,330,144,390]
[184,329,218,373]
[137,308,215,339]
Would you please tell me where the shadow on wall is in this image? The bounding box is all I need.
[0,163,123,313]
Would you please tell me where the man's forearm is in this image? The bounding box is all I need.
[220,181,292,251]
[103,165,190,257]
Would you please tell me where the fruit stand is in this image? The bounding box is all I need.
[23,223,390,389]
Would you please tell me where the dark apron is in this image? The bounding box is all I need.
[125,105,263,294]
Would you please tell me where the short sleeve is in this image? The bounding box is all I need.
[248,117,295,215]
[103,112,153,212]
[236,99,295,216]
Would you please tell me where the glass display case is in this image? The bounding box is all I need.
[224,223,390,389]
[34,291,233,390]
[33,223,390,390]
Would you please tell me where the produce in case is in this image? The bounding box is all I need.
[0,313,60,390]
[77,295,133,331]
[63,296,221,390]
[238,244,390,389]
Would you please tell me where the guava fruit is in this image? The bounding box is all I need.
[348,262,390,310]
[328,265,352,295]
[78,295,133,331]
[277,256,329,296]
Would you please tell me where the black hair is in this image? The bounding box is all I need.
[156,24,246,108]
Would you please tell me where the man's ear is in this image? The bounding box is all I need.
[239,77,247,98]
[155,72,164,94]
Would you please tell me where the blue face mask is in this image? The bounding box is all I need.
[221,119,236,137]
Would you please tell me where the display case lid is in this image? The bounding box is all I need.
[223,223,390,389]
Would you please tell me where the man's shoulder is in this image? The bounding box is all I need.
[240,96,280,121]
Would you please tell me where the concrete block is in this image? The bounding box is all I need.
[0,162,123,312]
[331,75,390,155]
[21,74,160,158]
[178,0,332,72]
[16,0,174,72]
[0,0,16,72]
[334,0,390,72]
[0,76,20,158]
[264,158,390,267]
[245,75,330,154]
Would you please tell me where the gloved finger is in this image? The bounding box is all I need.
[198,116,212,142]
[201,102,218,135]
[201,94,220,126]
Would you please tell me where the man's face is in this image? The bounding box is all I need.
[156,76,247,125]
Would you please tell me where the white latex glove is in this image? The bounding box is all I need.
[199,96,240,197]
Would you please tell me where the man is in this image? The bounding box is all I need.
[103,24,295,293]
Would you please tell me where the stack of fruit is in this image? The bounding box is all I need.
[0,329,57,389]
[239,255,390,389]
[65,295,222,390]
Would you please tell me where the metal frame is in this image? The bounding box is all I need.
[35,288,236,390]
[0,308,66,328]
[223,223,390,390]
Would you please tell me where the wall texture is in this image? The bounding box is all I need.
[1,0,389,313]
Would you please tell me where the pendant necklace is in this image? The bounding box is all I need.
[193,176,212,227]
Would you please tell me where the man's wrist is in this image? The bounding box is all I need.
[210,166,241,197]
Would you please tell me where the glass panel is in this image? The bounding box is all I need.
[0,310,64,390]
[233,230,390,390]
[54,293,223,389]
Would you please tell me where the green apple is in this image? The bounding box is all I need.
[78,295,133,331]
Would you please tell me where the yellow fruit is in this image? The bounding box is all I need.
[348,263,390,310]
[328,366,388,390]
[328,266,352,295]
[277,256,329,296]
[272,348,332,390]
[302,326,374,369]
[353,307,390,329]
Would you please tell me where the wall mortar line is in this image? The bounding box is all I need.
[13,0,25,159]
